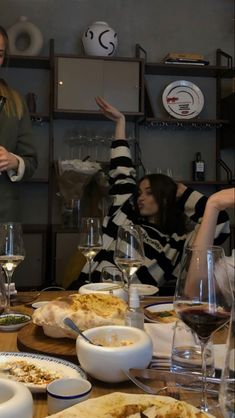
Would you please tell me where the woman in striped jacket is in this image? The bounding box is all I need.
[72,97,230,290]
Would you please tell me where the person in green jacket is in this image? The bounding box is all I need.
[0,26,38,221]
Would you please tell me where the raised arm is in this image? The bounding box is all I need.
[193,188,235,247]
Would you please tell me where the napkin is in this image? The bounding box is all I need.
[144,323,226,370]
[144,322,175,359]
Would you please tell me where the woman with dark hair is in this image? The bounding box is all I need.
[0,25,38,221]
[70,97,230,290]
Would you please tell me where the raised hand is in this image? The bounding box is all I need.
[95,97,126,139]
[95,96,124,122]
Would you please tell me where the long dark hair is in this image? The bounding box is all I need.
[0,26,9,66]
[136,173,187,235]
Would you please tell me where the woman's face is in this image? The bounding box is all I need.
[0,34,6,66]
[137,178,158,220]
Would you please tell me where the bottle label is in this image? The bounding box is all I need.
[196,162,204,172]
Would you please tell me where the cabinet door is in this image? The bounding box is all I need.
[103,61,140,112]
[55,57,141,113]
[56,58,103,110]
[13,233,45,288]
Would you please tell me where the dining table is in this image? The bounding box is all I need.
[0,291,227,418]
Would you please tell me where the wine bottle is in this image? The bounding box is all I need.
[192,152,205,181]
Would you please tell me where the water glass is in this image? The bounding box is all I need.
[171,319,215,377]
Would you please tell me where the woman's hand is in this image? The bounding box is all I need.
[0,146,19,172]
[176,182,187,198]
[95,96,126,139]
[95,96,124,122]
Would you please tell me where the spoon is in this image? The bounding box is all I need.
[63,317,102,346]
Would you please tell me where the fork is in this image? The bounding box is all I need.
[123,369,171,396]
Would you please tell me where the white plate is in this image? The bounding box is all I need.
[79,283,128,301]
[0,313,31,331]
[162,80,204,119]
[144,302,175,322]
[0,352,86,393]
[131,284,159,296]
[32,301,49,309]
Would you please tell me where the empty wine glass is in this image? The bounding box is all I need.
[77,217,103,284]
[101,266,125,292]
[219,302,235,418]
[174,245,233,412]
[114,224,144,298]
[0,223,25,312]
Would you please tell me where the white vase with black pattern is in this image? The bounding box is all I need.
[82,21,118,57]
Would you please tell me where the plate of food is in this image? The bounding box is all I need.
[144,303,177,323]
[0,313,31,331]
[0,352,87,393]
[45,391,214,417]
[162,80,204,119]
[131,284,159,296]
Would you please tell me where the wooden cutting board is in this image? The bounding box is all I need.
[17,323,77,361]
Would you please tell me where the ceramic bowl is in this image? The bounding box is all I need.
[76,325,153,382]
[79,283,128,302]
[0,378,33,418]
[47,378,92,414]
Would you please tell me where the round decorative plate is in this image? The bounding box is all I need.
[162,80,204,119]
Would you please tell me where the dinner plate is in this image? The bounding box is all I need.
[162,80,204,119]
[144,302,175,322]
[0,352,86,393]
[131,284,159,296]
[0,313,31,331]
[32,301,49,309]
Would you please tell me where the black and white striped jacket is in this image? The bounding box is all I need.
[74,139,230,288]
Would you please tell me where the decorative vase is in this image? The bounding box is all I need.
[82,21,118,57]
[7,16,43,56]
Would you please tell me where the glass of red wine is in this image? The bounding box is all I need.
[174,245,232,413]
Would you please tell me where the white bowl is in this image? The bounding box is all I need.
[47,378,92,414]
[0,378,33,418]
[79,283,128,302]
[76,325,153,382]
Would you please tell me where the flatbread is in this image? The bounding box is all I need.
[46,392,215,418]
[32,294,127,338]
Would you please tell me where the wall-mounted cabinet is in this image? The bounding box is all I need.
[54,56,144,119]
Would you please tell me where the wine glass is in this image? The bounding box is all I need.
[77,217,103,284]
[174,245,232,412]
[101,266,125,294]
[114,224,145,297]
[219,302,235,418]
[0,223,25,312]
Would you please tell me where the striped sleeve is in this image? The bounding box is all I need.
[108,139,137,211]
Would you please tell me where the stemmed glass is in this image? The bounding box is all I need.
[0,223,25,312]
[219,302,235,418]
[77,217,103,284]
[114,224,144,297]
[174,245,232,412]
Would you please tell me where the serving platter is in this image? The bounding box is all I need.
[0,352,86,393]
[17,323,77,359]
[162,80,204,119]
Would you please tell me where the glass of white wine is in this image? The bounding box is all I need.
[0,223,25,312]
[78,217,103,284]
[114,224,144,296]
